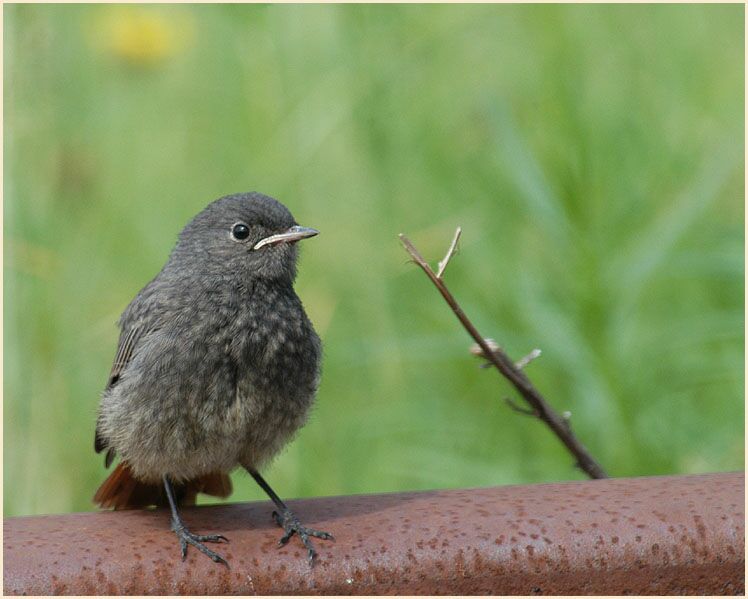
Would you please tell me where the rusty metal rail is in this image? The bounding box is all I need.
[4,472,744,595]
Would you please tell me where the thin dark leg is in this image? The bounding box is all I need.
[248,468,333,565]
[249,469,289,512]
[163,475,229,567]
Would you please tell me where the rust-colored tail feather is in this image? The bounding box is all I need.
[93,462,232,510]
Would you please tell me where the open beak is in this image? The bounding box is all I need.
[253,225,319,250]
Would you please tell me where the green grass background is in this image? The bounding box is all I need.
[4,4,744,517]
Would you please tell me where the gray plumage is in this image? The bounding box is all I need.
[95,192,321,485]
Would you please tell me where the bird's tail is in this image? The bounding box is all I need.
[93,462,233,510]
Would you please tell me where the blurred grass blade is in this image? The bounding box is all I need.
[486,100,572,247]
[614,139,741,308]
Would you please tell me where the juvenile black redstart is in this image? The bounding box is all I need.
[93,192,331,567]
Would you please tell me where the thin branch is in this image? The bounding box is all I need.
[504,397,538,417]
[398,231,608,480]
[515,348,542,370]
[471,339,499,368]
[475,343,542,370]
[436,226,462,279]
[469,338,500,357]
[561,411,573,432]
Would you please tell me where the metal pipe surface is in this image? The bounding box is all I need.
[4,472,744,595]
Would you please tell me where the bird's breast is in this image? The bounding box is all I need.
[228,287,321,395]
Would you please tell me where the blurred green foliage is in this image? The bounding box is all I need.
[4,4,743,517]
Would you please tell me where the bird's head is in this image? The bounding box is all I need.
[169,192,318,284]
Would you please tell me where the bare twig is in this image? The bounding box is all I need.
[436,226,462,279]
[473,344,540,370]
[471,339,500,368]
[399,229,608,479]
[469,338,500,357]
[515,348,542,370]
[504,397,537,417]
[561,411,573,432]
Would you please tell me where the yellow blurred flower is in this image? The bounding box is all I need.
[89,6,194,67]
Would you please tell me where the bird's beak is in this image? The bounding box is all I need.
[253,225,319,250]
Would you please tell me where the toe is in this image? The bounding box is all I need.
[197,534,229,544]
[211,553,230,567]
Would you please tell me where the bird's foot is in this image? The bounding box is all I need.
[272,508,334,566]
[171,519,230,567]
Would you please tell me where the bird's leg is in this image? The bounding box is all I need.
[163,475,230,567]
[248,468,333,565]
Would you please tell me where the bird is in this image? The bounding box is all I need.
[93,192,332,567]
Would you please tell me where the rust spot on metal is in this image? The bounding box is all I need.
[3,472,744,595]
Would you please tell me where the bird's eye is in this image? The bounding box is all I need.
[231,223,250,241]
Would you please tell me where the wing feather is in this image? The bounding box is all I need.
[95,323,155,466]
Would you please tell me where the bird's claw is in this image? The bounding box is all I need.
[271,508,333,566]
[171,520,230,567]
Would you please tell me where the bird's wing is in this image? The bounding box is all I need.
[95,322,157,467]
[106,324,145,389]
